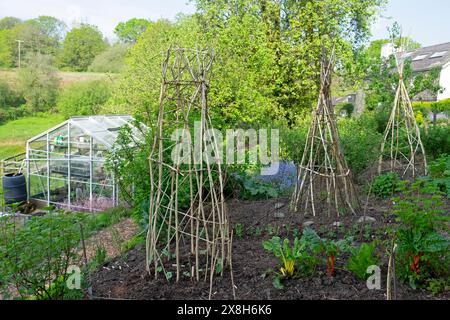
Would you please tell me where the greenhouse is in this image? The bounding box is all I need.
[25,115,145,212]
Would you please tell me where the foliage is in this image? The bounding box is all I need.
[112,16,201,119]
[320,237,352,277]
[58,24,108,72]
[0,29,14,67]
[0,17,22,30]
[339,113,383,174]
[281,112,382,175]
[88,44,129,73]
[391,182,450,289]
[18,53,60,113]
[106,122,151,221]
[0,211,85,300]
[56,80,111,118]
[118,0,384,125]
[427,278,450,296]
[420,155,450,198]
[263,229,322,284]
[421,125,450,160]
[114,18,152,44]
[414,99,450,125]
[228,170,280,200]
[263,228,353,287]
[364,36,441,114]
[371,173,400,198]
[346,242,379,280]
[0,79,25,122]
[234,223,244,238]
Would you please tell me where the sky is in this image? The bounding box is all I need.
[371,0,450,47]
[0,0,449,47]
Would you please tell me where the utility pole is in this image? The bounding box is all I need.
[15,40,24,69]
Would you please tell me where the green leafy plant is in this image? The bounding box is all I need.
[0,211,85,300]
[346,242,379,280]
[262,228,323,288]
[230,172,279,200]
[391,182,450,289]
[371,173,400,198]
[421,154,450,198]
[234,223,244,238]
[320,238,352,277]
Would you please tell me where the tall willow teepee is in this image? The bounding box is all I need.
[378,56,427,178]
[146,48,234,299]
[291,55,360,218]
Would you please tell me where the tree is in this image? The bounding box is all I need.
[19,53,60,113]
[193,0,386,124]
[114,18,152,44]
[0,29,14,67]
[88,44,129,73]
[58,24,108,71]
[113,17,200,119]
[34,16,67,46]
[0,17,22,30]
[11,17,67,58]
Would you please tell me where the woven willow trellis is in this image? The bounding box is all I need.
[378,59,427,178]
[291,56,360,217]
[145,48,234,299]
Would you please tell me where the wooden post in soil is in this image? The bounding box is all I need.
[146,48,235,299]
[290,53,360,218]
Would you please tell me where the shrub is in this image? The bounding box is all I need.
[88,44,129,73]
[391,182,450,289]
[421,125,450,160]
[423,154,450,198]
[56,80,111,118]
[0,211,85,299]
[339,113,383,175]
[18,53,60,114]
[0,79,24,108]
[371,173,400,198]
[346,242,379,280]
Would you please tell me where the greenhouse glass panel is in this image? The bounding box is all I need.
[24,115,147,212]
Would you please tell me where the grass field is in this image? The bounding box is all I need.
[0,69,116,88]
[0,114,65,160]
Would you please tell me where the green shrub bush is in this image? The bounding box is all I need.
[339,113,383,175]
[371,173,400,198]
[56,80,111,118]
[421,125,450,160]
[0,211,85,299]
[88,44,129,73]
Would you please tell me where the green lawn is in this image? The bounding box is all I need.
[0,115,65,160]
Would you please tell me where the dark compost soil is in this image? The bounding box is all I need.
[88,198,449,300]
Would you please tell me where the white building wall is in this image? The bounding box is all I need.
[437,62,450,101]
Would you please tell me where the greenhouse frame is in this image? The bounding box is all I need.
[25,115,145,212]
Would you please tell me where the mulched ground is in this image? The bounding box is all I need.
[88,197,449,300]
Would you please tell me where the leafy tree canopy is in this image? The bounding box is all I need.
[0,17,22,30]
[114,18,152,44]
[58,24,108,71]
[19,53,60,113]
